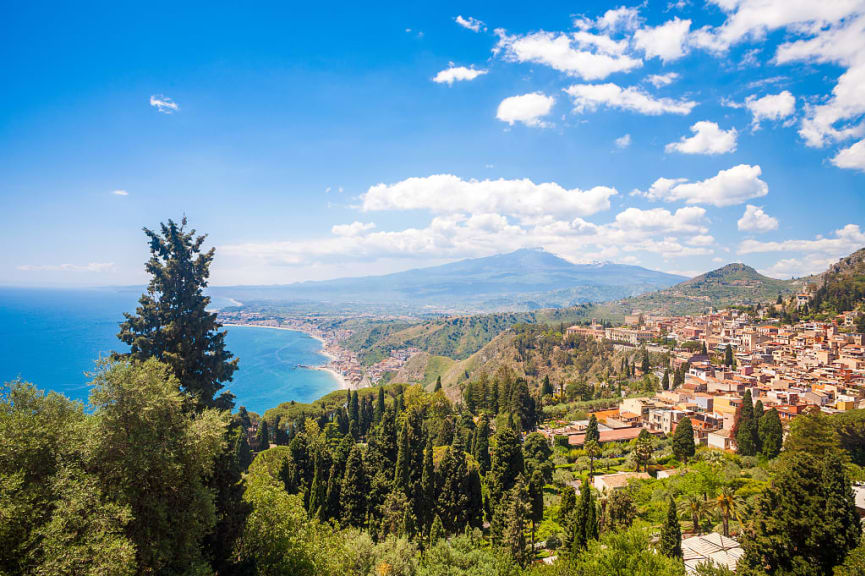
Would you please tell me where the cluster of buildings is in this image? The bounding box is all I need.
[365,347,421,384]
[554,305,864,454]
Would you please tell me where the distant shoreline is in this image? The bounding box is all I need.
[222,323,350,391]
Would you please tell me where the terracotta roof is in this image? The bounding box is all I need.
[568,427,644,446]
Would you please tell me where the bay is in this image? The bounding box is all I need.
[0,287,339,414]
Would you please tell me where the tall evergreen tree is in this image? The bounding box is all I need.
[570,478,598,554]
[394,418,411,492]
[724,344,735,368]
[473,414,491,474]
[634,429,653,472]
[117,218,237,410]
[420,437,436,535]
[434,376,442,392]
[502,479,528,566]
[660,497,682,559]
[541,375,554,397]
[528,470,544,556]
[255,419,270,451]
[374,386,386,424]
[734,390,758,456]
[585,414,600,444]
[661,369,670,391]
[700,341,708,356]
[672,417,696,463]
[641,348,650,374]
[758,408,783,459]
[340,445,367,528]
[559,487,577,524]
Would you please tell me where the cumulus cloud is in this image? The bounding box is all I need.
[332,221,376,236]
[17,262,115,273]
[739,223,865,254]
[496,92,555,127]
[494,29,642,80]
[639,164,768,206]
[564,82,696,115]
[455,15,485,32]
[760,255,841,279]
[111,189,129,196]
[633,17,692,62]
[149,94,178,114]
[361,174,617,220]
[576,6,642,32]
[744,91,795,130]
[647,72,679,87]
[737,204,779,232]
[615,133,632,149]
[665,121,738,154]
[613,206,708,233]
[433,65,487,85]
[832,138,865,171]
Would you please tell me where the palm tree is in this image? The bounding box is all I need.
[714,486,741,537]
[679,494,706,534]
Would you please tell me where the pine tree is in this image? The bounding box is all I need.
[473,414,491,474]
[340,445,367,527]
[255,419,270,451]
[661,369,670,391]
[734,390,758,456]
[672,417,696,463]
[117,218,237,410]
[660,497,682,558]
[758,408,783,459]
[634,429,653,472]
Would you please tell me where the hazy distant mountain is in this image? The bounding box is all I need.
[211,249,686,312]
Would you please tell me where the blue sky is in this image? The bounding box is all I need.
[2,0,865,286]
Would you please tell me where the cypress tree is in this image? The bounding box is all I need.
[541,375,553,397]
[255,419,270,451]
[394,419,411,492]
[308,452,326,519]
[641,348,650,374]
[430,515,444,544]
[634,429,653,472]
[323,463,341,521]
[502,479,528,566]
[117,218,238,410]
[700,341,708,356]
[349,390,359,426]
[585,414,600,444]
[672,417,696,463]
[735,390,758,456]
[571,478,598,553]
[818,450,861,572]
[528,470,545,552]
[661,369,670,391]
[420,437,436,533]
[340,445,367,527]
[759,408,783,459]
[724,344,735,368]
[559,487,576,523]
[374,386,385,424]
[660,497,682,558]
[434,376,442,392]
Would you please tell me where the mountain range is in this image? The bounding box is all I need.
[212,249,686,312]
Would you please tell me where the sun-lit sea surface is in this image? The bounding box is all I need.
[0,287,339,414]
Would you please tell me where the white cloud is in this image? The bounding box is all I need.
[111,189,129,196]
[494,30,642,80]
[614,206,708,234]
[433,65,487,85]
[647,72,679,87]
[576,6,642,32]
[640,164,768,206]
[744,91,795,130]
[332,221,376,236]
[361,174,617,220]
[17,262,115,273]
[737,204,778,232]
[633,17,692,62]
[832,138,865,171]
[149,94,178,114]
[739,223,865,254]
[496,92,555,127]
[455,15,485,32]
[615,133,632,148]
[564,82,696,115]
[665,121,738,154]
[760,255,840,278]
[688,234,716,246]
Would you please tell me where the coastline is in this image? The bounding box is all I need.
[222,323,352,390]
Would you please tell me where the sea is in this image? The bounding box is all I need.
[0,287,340,415]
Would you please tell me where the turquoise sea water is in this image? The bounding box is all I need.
[0,287,339,414]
